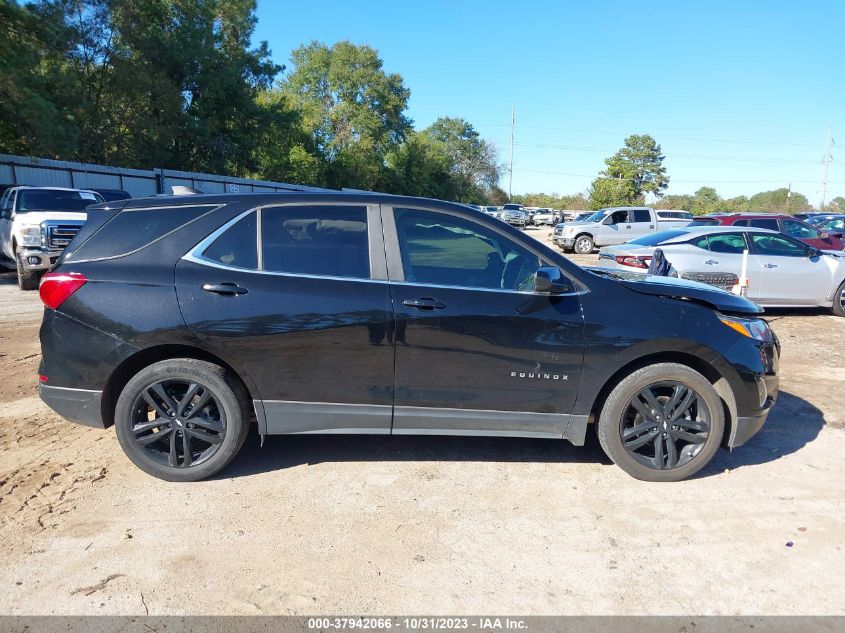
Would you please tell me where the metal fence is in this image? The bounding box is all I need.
[0,154,328,198]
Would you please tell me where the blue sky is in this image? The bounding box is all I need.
[254,1,843,204]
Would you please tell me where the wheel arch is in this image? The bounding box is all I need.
[585,350,736,447]
[101,344,260,429]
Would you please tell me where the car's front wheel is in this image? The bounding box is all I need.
[597,363,725,482]
[573,235,594,254]
[114,359,251,482]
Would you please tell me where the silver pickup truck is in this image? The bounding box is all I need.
[552,206,691,254]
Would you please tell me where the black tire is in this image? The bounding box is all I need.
[573,234,594,254]
[832,279,845,317]
[114,359,251,482]
[597,363,725,482]
[16,254,40,290]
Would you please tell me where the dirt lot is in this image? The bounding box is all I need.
[0,230,843,616]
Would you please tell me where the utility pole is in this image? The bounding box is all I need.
[508,105,515,201]
[820,127,832,210]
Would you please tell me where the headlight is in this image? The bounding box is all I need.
[718,314,773,342]
[20,225,42,247]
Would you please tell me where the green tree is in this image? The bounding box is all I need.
[589,134,668,208]
[410,117,500,202]
[281,40,411,190]
[0,1,77,157]
[587,175,640,210]
[690,186,720,214]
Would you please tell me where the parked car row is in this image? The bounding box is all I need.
[596,225,845,316]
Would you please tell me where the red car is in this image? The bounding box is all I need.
[690,214,845,250]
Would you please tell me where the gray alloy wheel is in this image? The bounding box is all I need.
[114,359,251,482]
[574,235,594,254]
[598,362,725,482]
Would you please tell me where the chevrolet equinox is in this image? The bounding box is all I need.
[38,193,779,482]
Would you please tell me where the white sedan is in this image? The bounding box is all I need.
[597,226,845,315]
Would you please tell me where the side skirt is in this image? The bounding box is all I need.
[259,400,589,444]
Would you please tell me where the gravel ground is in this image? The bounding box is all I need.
[0,232,843,616]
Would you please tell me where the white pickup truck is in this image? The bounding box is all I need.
[552,206,692,254]
[0,186,103,289]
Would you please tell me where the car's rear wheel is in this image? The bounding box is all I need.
[597,363,725,482]
[574,235,594,254]
[16,254,40,290]
[114,359,250,482]
[832,279,845,317]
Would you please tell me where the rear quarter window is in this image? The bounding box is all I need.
[67,205,218,261]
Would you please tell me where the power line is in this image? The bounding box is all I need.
[501,141,825,165]
[509,165,845,185]
[475,123,821,148]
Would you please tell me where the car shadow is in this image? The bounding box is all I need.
[703,390,825,476]
[218,390,824,481]
[216,423,612,480]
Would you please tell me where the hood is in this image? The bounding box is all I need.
[586,267,764,315]
[16,211,87,224]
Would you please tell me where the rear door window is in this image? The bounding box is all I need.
[203,212,258,270]
[747,219,779,231]
[631,209,652,223]
[261,205,370,279]
[705,233,748,254]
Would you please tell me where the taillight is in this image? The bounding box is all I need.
[615,255,653,269]
[39,272,87,310]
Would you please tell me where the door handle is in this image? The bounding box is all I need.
[402,297,446,310]
[764,263,778,269]
[649,225,655,229]
[704,259,719,265]
[202,282,248,296]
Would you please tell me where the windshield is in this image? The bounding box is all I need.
[502,204,522,211]
[17,189,103,212]
[628,229,691,246]
[585,209,612,222]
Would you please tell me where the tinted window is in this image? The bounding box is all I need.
[706,233,747,254]
[690,218,719,226]
[17,189,103,212]
[261,205,369,279]
[747,219,779,231]
[629,229,690,246]
[395,208,540,291]
[689,235,710,250]
[70,205,217,261]
[203,212,258,270]
[632,209,652,222]
[781,219,819,239]
[751,234,810,257]
[820,218,844,232]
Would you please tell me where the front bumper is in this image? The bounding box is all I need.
[17,248,62,271]
[726,361,779,448]
[39,384,105,428]
[554,236,575,248]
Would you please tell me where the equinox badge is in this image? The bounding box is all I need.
[511,371,568,381]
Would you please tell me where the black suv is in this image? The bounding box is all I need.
[38,192,779,482]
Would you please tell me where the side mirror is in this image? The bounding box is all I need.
[534,267,575,294]
[808,247,821,258]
